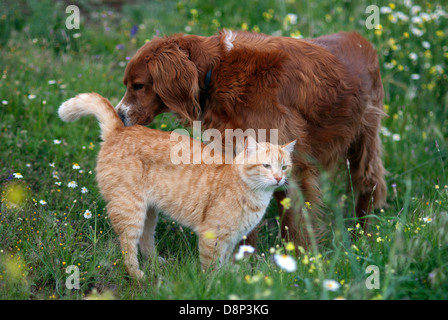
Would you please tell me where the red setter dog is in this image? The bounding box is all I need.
[116,30,387,246]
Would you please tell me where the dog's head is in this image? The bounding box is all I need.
[116,36,201,126]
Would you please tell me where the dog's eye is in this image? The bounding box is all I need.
[263,164,271,168]
[133,83,144,91]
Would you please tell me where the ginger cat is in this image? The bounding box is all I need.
[58,93,295,279]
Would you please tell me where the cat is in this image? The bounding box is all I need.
[58,92,296,279]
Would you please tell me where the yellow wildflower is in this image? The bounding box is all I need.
[280,197,291,210]
[285,242,295,251]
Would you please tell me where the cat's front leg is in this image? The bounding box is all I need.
[198,233,218,271]
[198,231,236,271]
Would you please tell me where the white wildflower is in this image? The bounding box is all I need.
[323,279,341,291]
[411,16,423,24]
[83,209,92,219]
[381,127,392,137]
[380,7,392,14]
[234,245,255,260]
[423,217,433,223]
[420,12,431,22]
[286,13,298,24]
[273,254,297,272]
[13,172,23,179]
[68,181,78,188]
[411,5,421,16]
[396,11,409,22]
[409,52,418,61]
[411,27,423,36]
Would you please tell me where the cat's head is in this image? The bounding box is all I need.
[234,136,296,190]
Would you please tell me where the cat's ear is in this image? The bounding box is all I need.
[245,136,258,157]
[282,140,296,154]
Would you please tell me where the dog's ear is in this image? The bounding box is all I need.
[147,41,200,121]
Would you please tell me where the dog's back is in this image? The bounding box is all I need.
[308,31,383,103]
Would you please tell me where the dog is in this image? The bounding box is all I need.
[115,29,387,246]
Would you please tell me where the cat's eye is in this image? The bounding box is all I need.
[282,165,288,170]
[133,83,144,91]
[263,164,271,169]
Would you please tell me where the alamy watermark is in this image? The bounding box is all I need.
[365,5,380,29]
[65,5,80,30]
[170,121,280,165]
[66,265,80,290]
[63,4,382,40]
[365,265,380,289]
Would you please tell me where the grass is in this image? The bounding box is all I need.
[1,0,448,300]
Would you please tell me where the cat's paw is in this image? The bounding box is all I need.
[135,270,145,280]
[128,268,145,280]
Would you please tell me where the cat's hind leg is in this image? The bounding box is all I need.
[108,201,146,279]
[139,207,163,263]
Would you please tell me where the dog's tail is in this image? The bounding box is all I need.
[58,93,123,140]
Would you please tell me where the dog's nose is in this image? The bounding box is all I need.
[118,112,126,125]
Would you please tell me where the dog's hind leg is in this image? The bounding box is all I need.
[348,103,387,230]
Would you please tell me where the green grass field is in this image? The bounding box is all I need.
[1,0,447,300]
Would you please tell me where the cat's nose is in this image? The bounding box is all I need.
[274,175,282,183]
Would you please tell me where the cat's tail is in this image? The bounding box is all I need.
[58,92,124,140]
